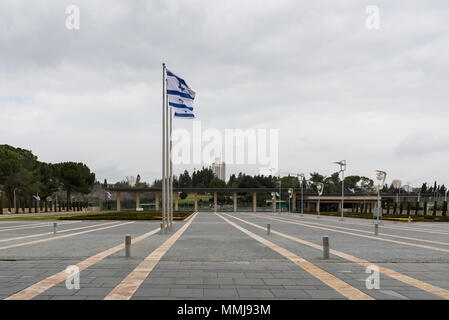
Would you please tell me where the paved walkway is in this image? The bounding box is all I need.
[1,212,449,300]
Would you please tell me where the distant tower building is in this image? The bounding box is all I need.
[211,158,226,181]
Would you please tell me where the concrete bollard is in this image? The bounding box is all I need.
[125,234,131,258]
[267,224,271,235]
[322,236,329,259]
[408,216,411,223]
[374,223,379,236]
[53,222,57,234]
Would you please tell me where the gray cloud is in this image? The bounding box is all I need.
[1,0,449,187]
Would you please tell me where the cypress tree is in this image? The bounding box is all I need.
[393,202,397,214]
[407,202,411,216]
[386,202,390,214]
[424,202,428,216]
[29,198,32,213]
[399,202,404,215]
[433,201,437,216]
[443,201,447,217]
[22,199,25,213]
[44,201,48,213]
[415,202,419,215]
[8,199,11,213]
[0,198,3,215]
[35,199,38,213]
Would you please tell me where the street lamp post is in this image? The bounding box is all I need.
[278,179,282,213]
[375,170,387,224]
[298,173,305,217]
[288,188,293,213]
[334,161,346,221]
[316,182,324,218]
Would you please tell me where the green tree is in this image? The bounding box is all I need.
[54,162,95,203]
[209,177,227,188]
[0,145,40,203]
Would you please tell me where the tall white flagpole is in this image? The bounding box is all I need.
[165,84,170,230]
[162,63,167,231]
[167,93,172,230]
[169,107,173,228]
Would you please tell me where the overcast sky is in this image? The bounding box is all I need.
[1,0,449,187]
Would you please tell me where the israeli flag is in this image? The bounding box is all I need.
[33,195,41,201]
[106,191,112,200]
[166,69,195,118]
[275,192,280,198]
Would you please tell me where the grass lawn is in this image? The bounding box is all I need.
[295,211,449,222]
[0,211,193,221]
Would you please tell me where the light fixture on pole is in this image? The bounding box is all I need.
[315,182,324,218]
[375,170,387,224]
[333,160,346,221]
[288,188,293,213]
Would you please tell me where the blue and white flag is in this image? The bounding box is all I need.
[166,69,196,118]
[275,192,280,198]
[33,195,41,201]
[105,191,112,200]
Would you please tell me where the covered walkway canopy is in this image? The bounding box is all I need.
[105,187,413,213]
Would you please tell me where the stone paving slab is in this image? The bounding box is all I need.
[2,212,449,300]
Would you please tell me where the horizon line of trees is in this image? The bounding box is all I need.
[0,144,95,205]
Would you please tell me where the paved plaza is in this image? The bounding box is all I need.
[1,212,449,300]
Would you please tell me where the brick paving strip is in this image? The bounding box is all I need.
[104,212,199,300]
[0,221,80,232]
[0,221,120,244]
[0,221,135,251]
[253,213,449,254]
[216,213,374,300]
[299,214,449,236]
[228,212,449,300]
[5,225,162,300]
[277,216,449,248]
